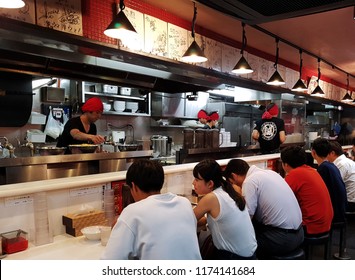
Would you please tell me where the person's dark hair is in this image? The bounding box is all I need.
[223,158,250,179]
[352,137,355,146]
[311,138,331,158]
[280,145,307,168]
[193,159,246,211]
[126,159,164,193]
[329,141,344,156]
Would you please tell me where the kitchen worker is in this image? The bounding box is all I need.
[197,109,210,128]
[56,97,105,153]
[252,103,286,154]
[205,111,219,129]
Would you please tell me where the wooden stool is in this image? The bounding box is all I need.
[332,221,351,260]
[271,247,305,260]
[303,232,330,260]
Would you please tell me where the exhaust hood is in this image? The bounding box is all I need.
[0,17,227,93]
[0,17,296,96]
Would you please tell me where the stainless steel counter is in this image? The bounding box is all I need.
[0,150,152,185]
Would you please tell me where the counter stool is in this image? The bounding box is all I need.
[303,232,330,260]
[332,221,351,260]
[271,247,305,260]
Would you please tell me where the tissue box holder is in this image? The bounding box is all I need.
[62,210,107,237]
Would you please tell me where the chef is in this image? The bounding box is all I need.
[56,97,106,153]
[252,103,286,154]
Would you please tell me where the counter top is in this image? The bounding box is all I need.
[0,150,153,167]
[0,153,280,198]
[4,234,105,260]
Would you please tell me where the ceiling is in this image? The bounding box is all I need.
[143,0,355,91]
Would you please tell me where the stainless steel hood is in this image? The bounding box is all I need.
[0,17,223,93]
[0,17,291,95]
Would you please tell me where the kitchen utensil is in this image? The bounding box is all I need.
[151,135,169,156]
[37,146,66,156]
[69,144,98,153]
[116,143,139,151]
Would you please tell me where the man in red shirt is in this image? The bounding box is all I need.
[281,145,334,235]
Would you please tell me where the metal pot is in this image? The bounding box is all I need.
[151,135,170,157]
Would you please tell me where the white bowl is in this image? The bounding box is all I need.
[81,226,101,240]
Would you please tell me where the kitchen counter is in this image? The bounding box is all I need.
[4,234,105,260]
[0,150,153,185]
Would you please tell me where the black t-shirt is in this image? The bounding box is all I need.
[254,117,285,154]
[56,116,97,153]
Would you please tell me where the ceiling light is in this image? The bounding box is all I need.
[181,2,207,63]
[232,22,253,74]
[266,38,285,86]
[311,58,325,96]
[0,0,25,8]
[104,0,137,40]
[292,49,307,92]
[342,74,353,102]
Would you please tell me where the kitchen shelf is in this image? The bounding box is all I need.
[81,82,151,116]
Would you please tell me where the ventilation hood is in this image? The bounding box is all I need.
[0,17,299,96]
[0,17,227,93]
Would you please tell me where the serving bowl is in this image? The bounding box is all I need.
[116,143,139,152]
[69,144,98,154]
[37,146,66,156]
[80,226,101,240]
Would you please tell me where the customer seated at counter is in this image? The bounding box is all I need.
[56,97,106,153]
[101,159,201,260]
[311,138,347,224]
[327,141,355,212]
[280,146,334,236]
[192,159,257,260]
[223,159,304,259]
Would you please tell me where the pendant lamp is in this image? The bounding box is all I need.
[181,2,207,63]
[104,0,137,40]
[0,0,25,8]
[342,74,353,102]
[266,38,285,86]
[291,49,307,92]
[232,22,253,74]
[311,58,325,96]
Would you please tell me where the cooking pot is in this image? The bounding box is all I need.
[151,135,171,157]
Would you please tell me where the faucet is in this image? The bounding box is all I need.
[0,136,16,158]
[17,137,35,157]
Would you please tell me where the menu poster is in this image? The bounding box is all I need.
[205,38,222,71]
[0,0,35,23]
[124,7,144,51]
[247,54,260,81]
[36,0,82,36]
[221,43,238,73]
[168,23,188,60]
[144,15,168,57]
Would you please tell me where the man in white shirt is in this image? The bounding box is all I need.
[101,159,202,260]
[223,159,303,259]
[328,141,355,212]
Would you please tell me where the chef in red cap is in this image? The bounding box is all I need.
[57,97,106,153]
[252,103,286,154]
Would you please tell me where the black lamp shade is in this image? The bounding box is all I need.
[342,92,353,102]
[104,10,137,39]
[311,85,325,96]
[291,79,308,92]
[266,70,285,85]
[181,40,208,63]
[232,56,253,74]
